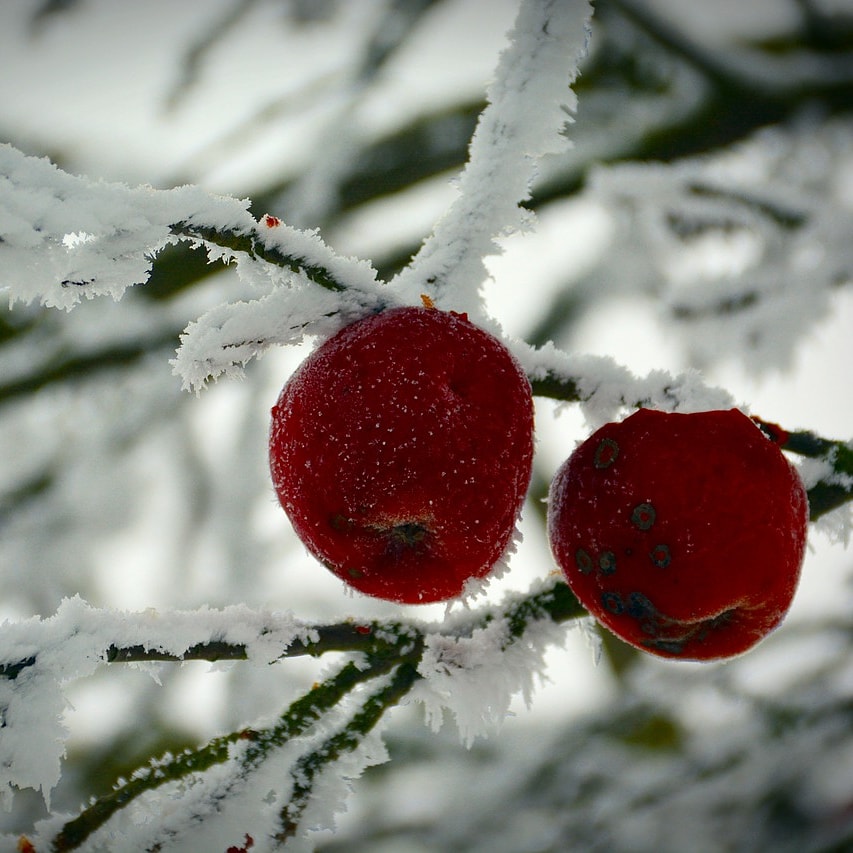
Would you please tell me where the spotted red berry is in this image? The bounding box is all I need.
[270,306,534,604]
[547,408,808,660]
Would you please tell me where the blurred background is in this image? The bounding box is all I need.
[1,0,852,849]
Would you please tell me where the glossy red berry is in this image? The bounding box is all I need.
[270,306,534,604]
[547,408,808,660]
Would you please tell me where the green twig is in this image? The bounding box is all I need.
[50,655,400,852]
[170,221,348,293]
[274,661,422,844]
[782,430,853,522]
[472,577,586,645]
[0,620,412,682]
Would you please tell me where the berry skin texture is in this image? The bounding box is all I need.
[547,408,809,661]
[269,306,534,604]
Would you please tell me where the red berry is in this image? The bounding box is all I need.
[547,408,808,660]
[270,306,534,604]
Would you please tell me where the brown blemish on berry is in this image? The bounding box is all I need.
[599,551,617,574]
[575,548,594,574]
[650,544,672,568]
[389,522,429,547]
[640,607,738,656]
[627,592,655,618]
[644,638,685,655]
[593,437,619,469]
[631,502,656,530]
[602,591,624,614]
[640,619,660,636]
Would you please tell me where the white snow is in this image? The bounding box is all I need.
[391,0,594,322]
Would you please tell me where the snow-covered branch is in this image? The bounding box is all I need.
[779,429,853,525]
[0,582,586,849]
[588,119,853,371]
[0,143,250,309]
[391,0,593,319]
[521,342,735,425]
[0,144,390,390]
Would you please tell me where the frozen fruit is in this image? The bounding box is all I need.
[270,306,534,603]
[547,408,808,660]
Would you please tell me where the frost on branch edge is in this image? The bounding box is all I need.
[0,580,586,851]
[0,142,388,391]
[0,0,728,419]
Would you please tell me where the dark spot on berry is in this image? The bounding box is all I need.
[640,619,659,636]
[347,568,364,579]
[602,591,624,614]
[381,522,431,560]
[593,437,620,469]
[627,592,655,618]
[575,548,593,574]
[631,502,656,530]
[705,608,736,632]
[644,638,685,655]
[598,551,617,575]
[650,544,672,568]
[330,513,353,532]
[390,522,429,546]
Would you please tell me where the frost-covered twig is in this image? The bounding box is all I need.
[0,582,585,850]
[274,660,422,844]
[50,653,408,852]
[391,0,593,318]
[0,144,378,307]
[0,584,582,683]
[765,427,853,522]
[0,616,417,684]
[0,144,389,390]
[521,343,735,424]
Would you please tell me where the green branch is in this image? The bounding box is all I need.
[781,429,853,521]
[170,221,349,293]
[37,585,581,849]
[50,655,402,852]
[275,660,422,844]
[1,586,583,683]
[0,620,413,682]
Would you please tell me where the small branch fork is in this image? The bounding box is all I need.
[8,582,583,851]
